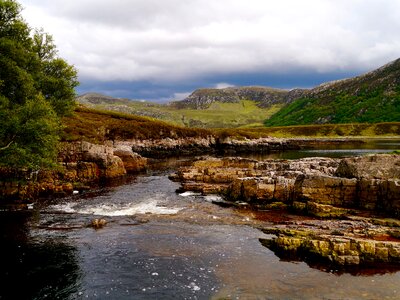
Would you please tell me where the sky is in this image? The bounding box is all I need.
[19,0,400,102]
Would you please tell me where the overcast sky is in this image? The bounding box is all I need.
[19,0,400,102]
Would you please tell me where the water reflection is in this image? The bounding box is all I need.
[0,212,81,300]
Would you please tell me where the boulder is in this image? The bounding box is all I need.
[294,174,357,206]
[335,154,400,179]
[113,146,147,173]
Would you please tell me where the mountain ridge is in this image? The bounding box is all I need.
[265,58,400,126]
[171,86,309,109]
[75,58,400,127]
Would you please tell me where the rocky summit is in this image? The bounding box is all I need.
[172,86,308,109]
[172,58,400,125]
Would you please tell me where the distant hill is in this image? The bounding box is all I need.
[172,86,308,109]
[76,93,131,105]
[76,58,400,128]
[265,58,400,126]
[75,91,282,128]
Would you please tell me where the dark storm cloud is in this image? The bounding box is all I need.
[78,70,361,102]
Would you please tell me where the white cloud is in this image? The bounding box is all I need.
[173,92,191,100]
[19,0,400,83]
[214,83,235,89]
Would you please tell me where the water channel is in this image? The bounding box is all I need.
[1,139,400,299]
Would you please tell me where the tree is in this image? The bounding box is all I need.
[0,0,79,169]
[33,29,79,116]
[0,95,60,169]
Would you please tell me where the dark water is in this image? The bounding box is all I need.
[1,139,400,300]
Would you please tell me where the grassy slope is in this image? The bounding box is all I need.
[176,100,282,128]
[63,107,400,143]
[61,106,211,143]
[265,91,400,126]
[265,60,400,127]
[86,100,282,128]
[218,123,400,139]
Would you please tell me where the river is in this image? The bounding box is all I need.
[1,139,400,299]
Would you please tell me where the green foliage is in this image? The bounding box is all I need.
[33,29,78,116]
[0,0,78,169]
[265,83,400,127]
[0,95,60,168]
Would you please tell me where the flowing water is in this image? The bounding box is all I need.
[1,139,400,300]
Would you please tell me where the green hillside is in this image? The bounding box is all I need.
[265,59,400,126]
[77,58,400,129]
[64,107,400,143]
[76,94,282,128]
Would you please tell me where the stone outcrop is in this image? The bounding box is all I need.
[127,137,216,158]
[171,154,400,267]
[170,156,337,201]
[113,145,147,173]
[0,141,148,201]
[61,141,127,179]
[171,86,308,110]
[216,137,301,154]
[171,154,400,216]
[335,154,400,179]
[260,215,400,266]
[115,137,362,158]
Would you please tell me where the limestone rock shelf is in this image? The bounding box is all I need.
[170,154,400,266]
[171,155,400,216]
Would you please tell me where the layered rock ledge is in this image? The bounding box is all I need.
[170,154,400,266]
[170,155,400,216]
[0,141,147,201]
[126,137,361,158]
[260,217,400,267]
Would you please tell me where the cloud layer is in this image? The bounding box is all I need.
[19,0,400,100]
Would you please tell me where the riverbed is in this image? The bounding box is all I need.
[1,139,400,299]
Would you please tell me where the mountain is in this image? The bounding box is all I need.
[76,93,131,105]
[75,90,283,128]
[76,58,400,128]
[265,58,400,126]
[172,86,308,109]
[75,93,169,119]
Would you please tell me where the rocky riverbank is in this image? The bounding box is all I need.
[0,137,358,202]
[0,141,147,201]
[170,154,400,266]
[0,136,380,205]
[124,136,364,157]
[129,136,300,158]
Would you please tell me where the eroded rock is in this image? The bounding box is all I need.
[335,154,400,179]
[171,154,400,268]
[261,224,400,266]
[171,155,400,216]
[113,145,147,173]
